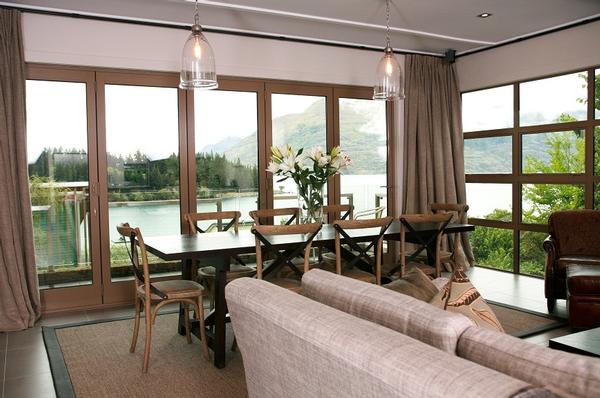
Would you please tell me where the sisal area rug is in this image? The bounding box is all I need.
[43,314,247,398]
[43,303,567,397]
[488,301,567,337]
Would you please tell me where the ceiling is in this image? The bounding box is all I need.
[3,0,600,56]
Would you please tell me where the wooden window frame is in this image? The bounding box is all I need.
[464,66,600,276]
[26,63,396,312]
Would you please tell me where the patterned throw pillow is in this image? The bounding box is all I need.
[429,269,504,332]
[384,267,439,302]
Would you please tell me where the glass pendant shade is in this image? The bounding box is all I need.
[180,24,218,90]
[373,46,404,100]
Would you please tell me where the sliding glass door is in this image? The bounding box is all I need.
[97,72,187,303]
[26,65,395,311]
[191,80,263,227]
[266,84,333,210]
[26,67,102,311]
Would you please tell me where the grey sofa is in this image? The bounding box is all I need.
[226,269,600,398]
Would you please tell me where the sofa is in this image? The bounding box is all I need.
[226,269,600,398]
[544,210,600,312]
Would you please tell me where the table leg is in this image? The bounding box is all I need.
[179,258,193,335]
[213,256,229,369]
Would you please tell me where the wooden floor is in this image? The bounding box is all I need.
[0,267,574,398]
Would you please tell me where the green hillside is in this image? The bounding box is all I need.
[464,131,582,174]
[222,101,386,174]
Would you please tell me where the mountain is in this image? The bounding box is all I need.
[464,131,581,174]
[200,136,242,154]
[218,100,386,174]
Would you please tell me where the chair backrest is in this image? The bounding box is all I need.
[429,203,469,223]
[398,213,453,277]
[323,204,353,223]
[185,211,250,266]
[333,216,394,285]
[354,206,386,220]
[249,207,300,226]
[251,223,322,279]
[184,211,241,234]
[116,223,167,300]
[549,210,600,256]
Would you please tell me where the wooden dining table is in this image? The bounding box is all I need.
[143,220,474,368]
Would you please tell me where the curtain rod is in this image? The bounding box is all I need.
[1,5,444,58]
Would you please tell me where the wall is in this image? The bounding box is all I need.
[456,20,600,91]
[21,12,405,212]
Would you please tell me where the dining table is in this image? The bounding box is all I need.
[143,220,474,369]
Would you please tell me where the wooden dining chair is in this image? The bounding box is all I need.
[426,203,469,271]
[116,223,210,373]
[322,204,353,223]
[184,211,256,310]
[354,206,386,220]
[249,207,300,226]
[251,222,322,293]
[397,213,453,278]
[316,204,354,263]
[330,217,394,285]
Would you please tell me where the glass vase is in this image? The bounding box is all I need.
[297,182,324,224]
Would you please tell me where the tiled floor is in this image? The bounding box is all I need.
[0,268,575,397]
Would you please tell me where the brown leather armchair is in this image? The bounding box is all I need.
[544,210,600,312]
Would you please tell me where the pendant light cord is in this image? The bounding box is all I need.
[385,0,391,48]
[194,0,200,26]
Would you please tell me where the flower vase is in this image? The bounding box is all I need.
[297,182,324,224]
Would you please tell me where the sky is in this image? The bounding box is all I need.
[462,71,590,132]
[26,81,323,163]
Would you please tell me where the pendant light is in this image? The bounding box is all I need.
[373,0,404,100]
[180,0,218,90]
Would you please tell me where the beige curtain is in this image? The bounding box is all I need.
[0,9,41,331]
[403,54,474,269]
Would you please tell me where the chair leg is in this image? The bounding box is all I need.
[183,303,192,344]
[547,298,557,312]
[130,297,142,353]
[209,279,215,310]
[195,296,210,361]
[142,301,153,373]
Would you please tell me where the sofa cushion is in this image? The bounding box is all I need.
[549,210,600,257]
[457,326,600,398]
[430,269,504,333]
[384,266,439,301]
[567,264,600,296]
[557,256,600,272]
[301,269,473,353]
[227,277,534,398]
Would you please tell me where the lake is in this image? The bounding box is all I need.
[108,174,387,242]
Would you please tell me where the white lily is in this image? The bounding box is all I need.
[267,161,280,174]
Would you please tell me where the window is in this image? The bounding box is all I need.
[520,72,587,126]
[194,89,259,227]
[466,183,512,221]
[104,84,181,281]
[464,136,512,174]
[462,86,513,132]
[339,98,387,214]
[470,227,513,272]
[26,65,394,310]
[522,131,584,174]
[26,80,92,289]
[270,93,327,209]
[463,67,600,276]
